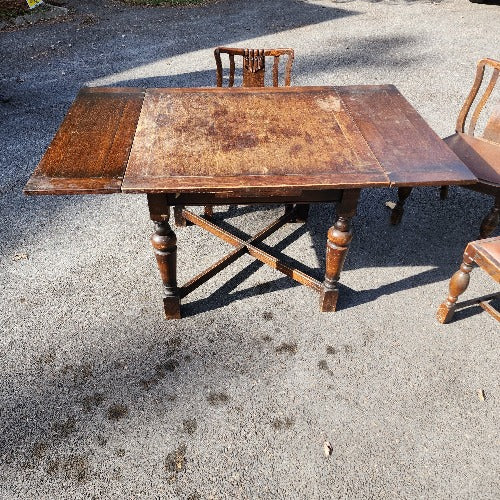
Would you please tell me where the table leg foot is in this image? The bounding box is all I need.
[390,187,412,225]
[295,203,310,223]
[320,189,359,312]
[319,287,339,312]
[174,206,187,227]
[163,296,181,320]
[285,203,310,223]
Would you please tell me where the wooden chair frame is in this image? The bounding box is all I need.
[437,236,500,323]
[214,47,294,88]
[390,58,500,238]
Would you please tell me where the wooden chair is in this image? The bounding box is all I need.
[437,236,500,323]
[390,58,500,238]
[214,47,294,88]
[201,47,296,221]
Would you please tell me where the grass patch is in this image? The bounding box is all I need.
[0,7,25,20]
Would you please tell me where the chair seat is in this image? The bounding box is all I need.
[444,133,500,186]
[470,236,500,282]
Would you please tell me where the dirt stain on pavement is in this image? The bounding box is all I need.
[207,391,229,406]
[275,342,297,354]
[183,419,197,435]
[46,454,90,482]
[82,392,105,413]
[140,358,179,390]
[326,345,337,355]
[52,417,76,439]
[165,443,187,483]
[107,403,128,421]
[262,311,273,320]
[272,417,295,430]
[318,359,329,370]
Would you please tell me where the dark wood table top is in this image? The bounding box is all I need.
[24,85,477,196]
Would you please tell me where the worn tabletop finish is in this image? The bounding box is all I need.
[24,85,477,318]
[25,85,477,195]
[24,87,145,195]
[123,87,386,192]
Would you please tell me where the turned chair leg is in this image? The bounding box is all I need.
[479,195,500,239]
[390,187,412,225]
[436,253,474,324]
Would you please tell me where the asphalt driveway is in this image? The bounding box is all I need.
[1,0,499,498]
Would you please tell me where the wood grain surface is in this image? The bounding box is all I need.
[25,85,477,196]
[444,133,500,185]
[335,85,477,187]
[122,87,386,193]
[24,87,145,195]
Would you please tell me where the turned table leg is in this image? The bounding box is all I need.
[148,195,181,319]
[390,186,412,225]
[436,251,474,324]
[479,194,500,239]
[320,189,360,312]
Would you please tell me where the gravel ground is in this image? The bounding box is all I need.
[1,0,499,498]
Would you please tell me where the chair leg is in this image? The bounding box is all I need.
[174,206,187,227]
[390,187,413,225]
[285,203,310,222]
[440,185,449,200]
[479,195,500,239]
[204,205,214,220]
[295,203,310,222]
[436,254,474,324]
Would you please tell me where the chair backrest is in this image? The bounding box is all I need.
[214,47,294,88]
[456,57,500,143]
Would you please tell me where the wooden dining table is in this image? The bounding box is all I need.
[24,85,477,318]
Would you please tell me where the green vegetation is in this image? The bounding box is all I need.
[120,0,207,6]
[0,7,24,20]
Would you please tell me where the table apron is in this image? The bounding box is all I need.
[153,189,344,207]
